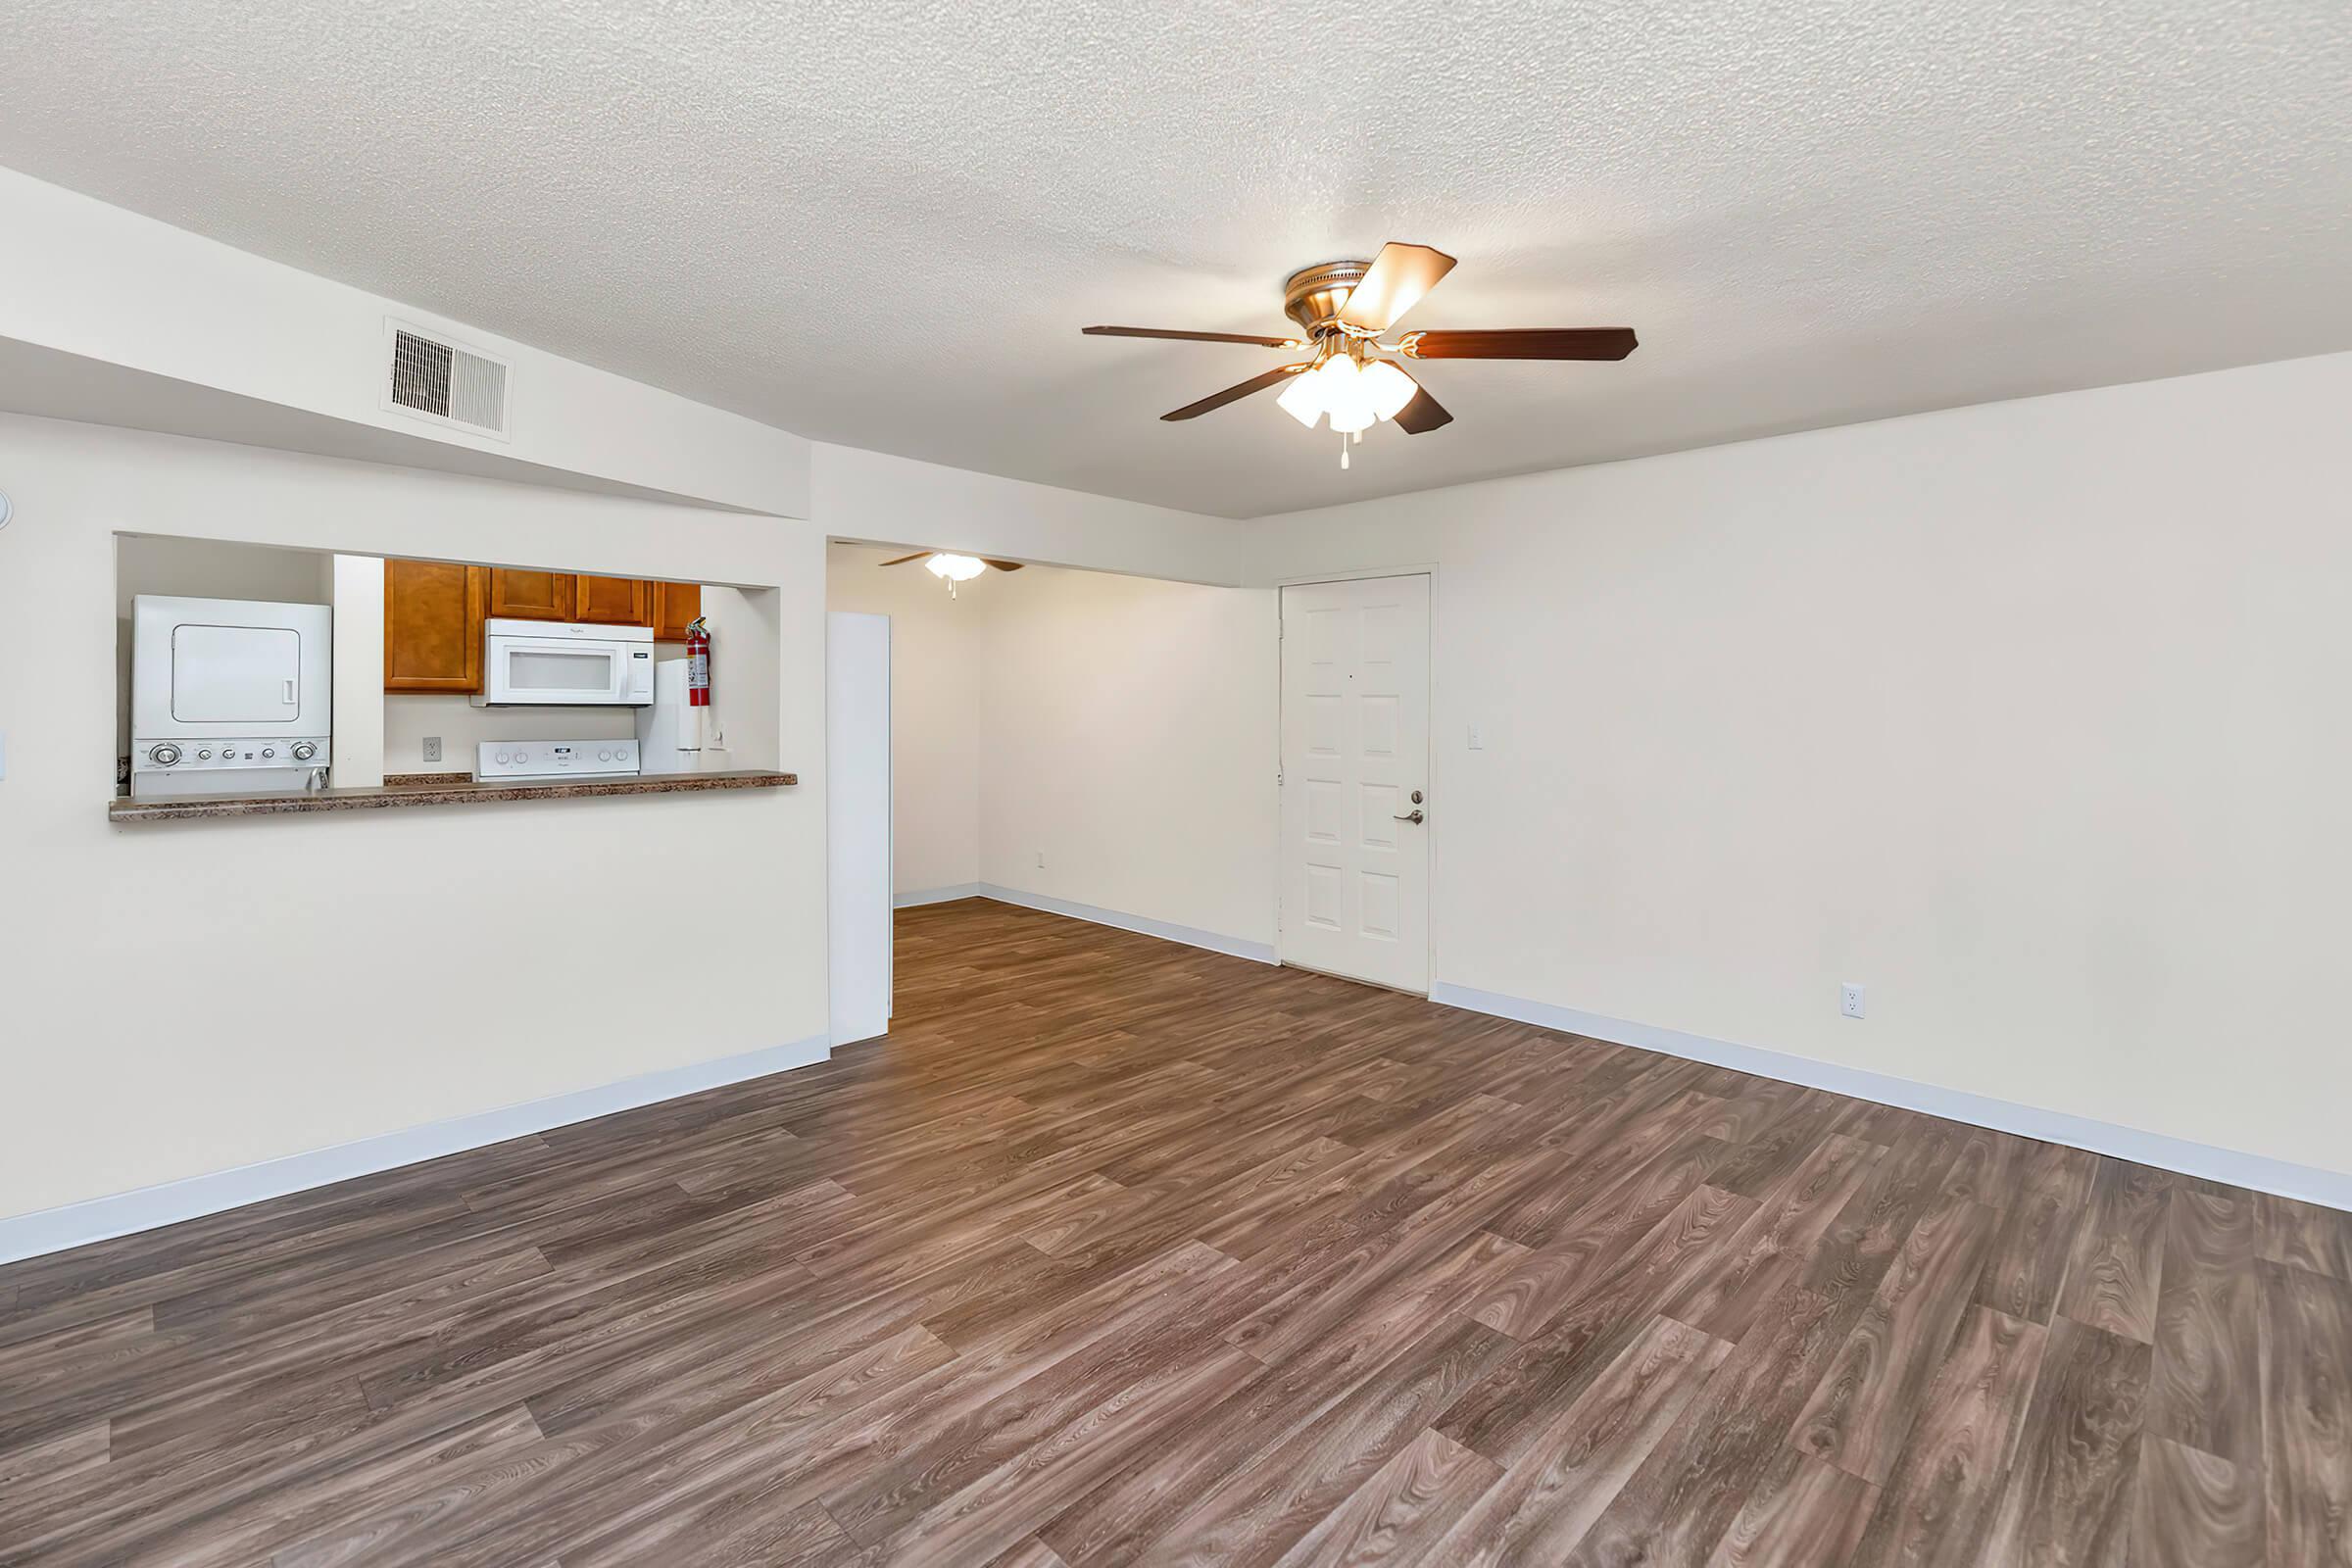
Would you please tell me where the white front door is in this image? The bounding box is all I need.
[1279,574,1431,993]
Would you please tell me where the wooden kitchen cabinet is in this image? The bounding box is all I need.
[653,582,702,642]
[383,561,488,693]
[487,568,573,622]
[573,574,654,627]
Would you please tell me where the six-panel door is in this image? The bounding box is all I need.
[1278,574,1431,993]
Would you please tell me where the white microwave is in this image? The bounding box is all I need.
[483,618,656,706]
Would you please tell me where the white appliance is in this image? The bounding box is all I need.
[475,739,641,781]
[132,595,331,801]
[483,619,654,706]
[633,659,708,774]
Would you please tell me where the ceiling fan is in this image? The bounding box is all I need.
[1084,242,1637,468]
[879,550,1024,599]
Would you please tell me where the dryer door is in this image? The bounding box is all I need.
[172,622,304,724]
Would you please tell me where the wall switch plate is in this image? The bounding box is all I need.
[1467,722,1485,750]
[1840,983,1867,1019]
[1035,851,1045,868]
[421,736,443,763]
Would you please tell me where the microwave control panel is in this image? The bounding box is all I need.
[476,739,642,781]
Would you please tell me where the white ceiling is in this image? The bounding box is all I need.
[3,2,2346,518]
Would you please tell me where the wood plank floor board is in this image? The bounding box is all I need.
[1705,1447,1881,1568]
[2132,1436,2267,1568]
[2152,1182,2266,1465]
[2258,1191,2352,1285]
[1844,1302,2048,1568]
[2053,1157,2172,1345]
[1790,1193,2001,1484]
[0,898,2340,1566]
[1984,1314,2153,1568]
[1975,1138,2099,1325]
[1422,1312,1732,1566]
[1439,1182,1761,1465]
[2258,1259,2352,1568]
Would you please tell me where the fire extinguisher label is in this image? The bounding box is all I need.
[687,653,710,704]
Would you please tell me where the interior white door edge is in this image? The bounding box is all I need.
[1277,573,1432,994]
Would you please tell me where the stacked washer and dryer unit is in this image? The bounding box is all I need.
[130,596,332,802]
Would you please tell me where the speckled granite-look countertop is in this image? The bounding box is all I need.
[108,770,798,823]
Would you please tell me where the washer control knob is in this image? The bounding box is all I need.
[197,749,213,760]
[291,741,318,761]
[150,744,182,766]
[261,748,276,760]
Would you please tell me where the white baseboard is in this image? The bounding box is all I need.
[975,884,1278,965]
[895,883,983,907]
[1431,982,2352,1213]
[0,1033,834,1266]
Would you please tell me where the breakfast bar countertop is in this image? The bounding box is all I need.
[107,769,798,823]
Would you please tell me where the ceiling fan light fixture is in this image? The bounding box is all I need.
[924,553,987,582]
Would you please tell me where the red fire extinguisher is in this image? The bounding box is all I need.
[684,615,711,709]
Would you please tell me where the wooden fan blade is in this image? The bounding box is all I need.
[1398,328,1638,361]
[1393,383,1454,435]
[982,560,1025,572]
[1085,325,1299,348]
[1337,242,1457,333]
[878,552,930,566]
[1160,363,1309,421]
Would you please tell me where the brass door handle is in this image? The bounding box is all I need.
[1394,808,1425,824]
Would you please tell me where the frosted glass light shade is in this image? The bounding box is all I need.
[1275,371,1326,427]
[925,553,987,581]
[1360,360,1418,421]
[1317,356,1378,434]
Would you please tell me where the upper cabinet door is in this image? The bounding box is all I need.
[488,569,574,622]
[574,574,654,627]
[653,582,702,642]
[384,561,488,693]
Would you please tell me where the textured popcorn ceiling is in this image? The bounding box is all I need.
[2,1,2346,518]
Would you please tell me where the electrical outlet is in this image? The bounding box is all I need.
[421,736,443,763]
[1840,983,1867,1020]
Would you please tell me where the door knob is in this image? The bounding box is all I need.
[1394,808,1425,824]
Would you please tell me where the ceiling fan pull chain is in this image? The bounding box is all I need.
[1340,432,1349,470]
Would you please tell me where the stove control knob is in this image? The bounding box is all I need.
[291,742,318,761]
[150,744,182,766]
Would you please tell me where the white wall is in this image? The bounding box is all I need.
[0,167,810,516]
[0,413,828,1225]
[1252,352,2352,1183]
[329,555,385,788]
[824,544,987,899]
[978,566,1278,950]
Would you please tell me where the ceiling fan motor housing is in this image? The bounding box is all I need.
[1284,260,1374,339]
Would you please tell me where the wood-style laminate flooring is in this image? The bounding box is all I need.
[3,899,2347,1565]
